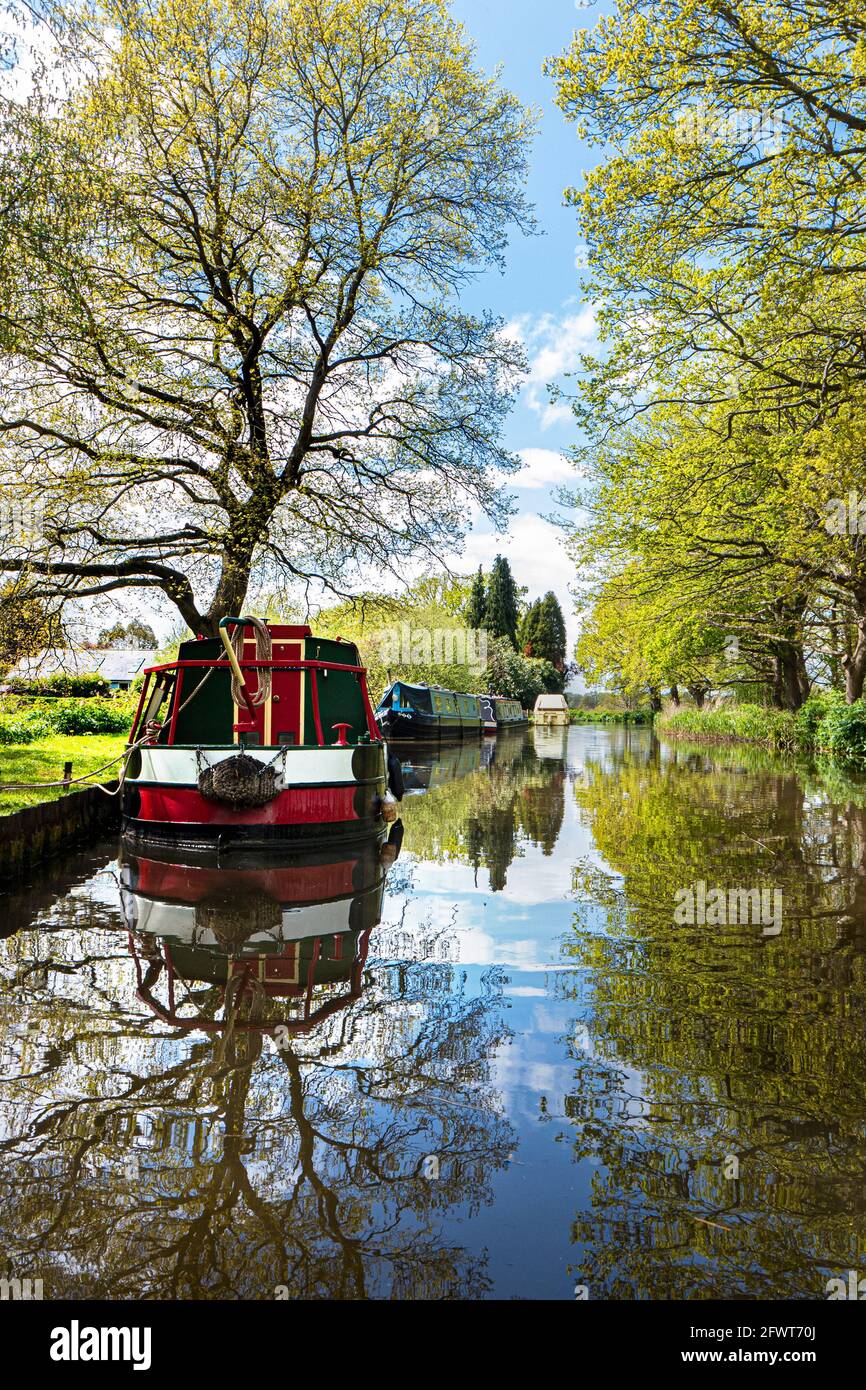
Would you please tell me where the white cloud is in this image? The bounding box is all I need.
[513,447,575,490]
[506,307,598,430]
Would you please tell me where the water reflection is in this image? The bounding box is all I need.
[565,731,866,1298]
[1,727,865,1299]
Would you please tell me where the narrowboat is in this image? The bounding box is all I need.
[375,681,482,742]
[122,617,396,854]
[120,826,402,1035]
[478,694,528,733]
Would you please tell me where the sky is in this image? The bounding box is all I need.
[445,0,604,657]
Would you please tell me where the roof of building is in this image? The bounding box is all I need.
[6,648,156,683]
[533,693,569,710]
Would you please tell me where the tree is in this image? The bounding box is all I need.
[466,566,487,630]
[518,598,540,655]
[484,555,519,647]
[0,579,56,675]
[0,0,533,635]
[548,1,866,704]
[548,2,866,428]
[97,620,157,649]
[523,591,567,668]
[484,635,560,706]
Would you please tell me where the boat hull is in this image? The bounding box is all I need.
[376,710,482,743]
[121,742,388,854]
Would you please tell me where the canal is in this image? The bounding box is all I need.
[1,724,865,1299]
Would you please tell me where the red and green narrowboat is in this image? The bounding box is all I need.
[122,617,398,854]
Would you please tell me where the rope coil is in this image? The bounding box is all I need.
[230,616,272,710]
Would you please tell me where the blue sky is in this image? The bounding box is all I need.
[446,0,604,654]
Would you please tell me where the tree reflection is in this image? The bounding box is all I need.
[399,729,567,887]
[561,737,866,1298]
[0,830,514,1299]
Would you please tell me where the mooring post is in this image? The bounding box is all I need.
[62,761,73,792]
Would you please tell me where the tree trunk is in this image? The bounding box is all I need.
[843,611,866,702]
[688,685,708,709]
[669,684,680,706]
[771,640,809,711]
[648,685,662,713]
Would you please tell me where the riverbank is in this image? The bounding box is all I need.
[0,734,127,813]
[658,693,866,764]
[568,708,653,726]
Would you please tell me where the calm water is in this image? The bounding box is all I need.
[2,725,866,1300]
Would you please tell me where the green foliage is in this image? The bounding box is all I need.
[485,556,520,647]
[569,708,652,726]
[0,583,56,677]
[794,690,847,747]
[0,0,534,633]
[0,714,52,745]
[661,693,866,763]
[483,636,559,707]
[519,590,567,668]
[813,700,866,764]
[97,620,157,649]
[465,567,487,630]
[48,699,134,735]
[0,695,135,740]
[5,671,110,697]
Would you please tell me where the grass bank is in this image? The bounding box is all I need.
[0,734,127,814]
[569,708,654,726]
[658,692,866,765]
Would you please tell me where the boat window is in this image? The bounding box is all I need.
[278,731,296,745]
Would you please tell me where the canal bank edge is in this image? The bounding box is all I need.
[0,783,120,885]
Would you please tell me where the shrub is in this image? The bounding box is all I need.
[814,699,866,764]
[0,714,52,744]
[48,699,134,735]
[793,689,846,747]
[6,671,110,697]
[569,708,653,725]
[659,702,797,750]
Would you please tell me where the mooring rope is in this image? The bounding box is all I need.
[230,616,272,709]
[0,663,216,795]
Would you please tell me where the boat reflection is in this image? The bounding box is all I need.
[399,726,526,792]
[120,823,404,1036]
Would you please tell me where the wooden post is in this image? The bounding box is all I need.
[62,761,72,792]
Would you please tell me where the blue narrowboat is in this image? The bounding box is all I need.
[375,682,483,743]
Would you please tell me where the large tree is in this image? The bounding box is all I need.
[0,0,533,635]
[548,1,866,429]
[484,554,519,647]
